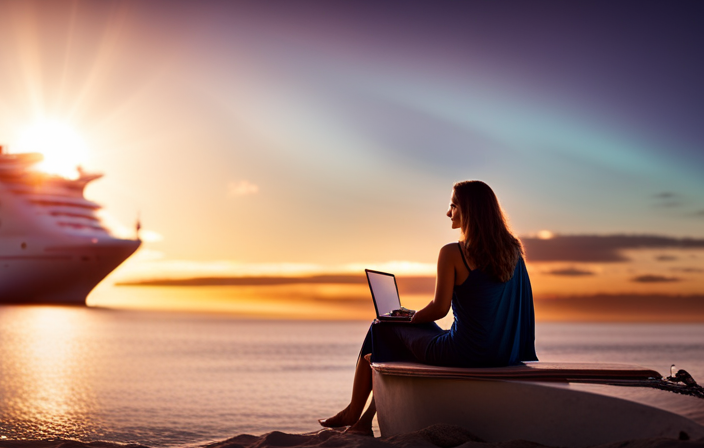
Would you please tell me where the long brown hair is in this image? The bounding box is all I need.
[453,180,524,282]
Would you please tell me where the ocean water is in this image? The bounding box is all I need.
[0,305,703,447]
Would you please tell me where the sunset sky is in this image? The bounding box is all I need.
[0,1,703,308]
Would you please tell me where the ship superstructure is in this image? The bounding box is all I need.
[0,145,140,304]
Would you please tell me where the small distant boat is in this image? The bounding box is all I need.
[371,361,704,447]
[0,145,140,304]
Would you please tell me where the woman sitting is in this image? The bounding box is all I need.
[319,180,538,435]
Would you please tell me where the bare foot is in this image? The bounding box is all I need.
[343,397,375,437]
[343,424,374,437]
[318,405,356,428]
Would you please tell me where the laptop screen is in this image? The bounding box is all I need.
[365,270,401,317]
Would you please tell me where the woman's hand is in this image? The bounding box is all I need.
[410,244,456,323]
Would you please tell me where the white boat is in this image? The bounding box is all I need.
[371,360,704,447]
[0,145,140,304]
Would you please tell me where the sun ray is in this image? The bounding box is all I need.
[66,3,131,121]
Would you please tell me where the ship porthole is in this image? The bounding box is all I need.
[21,242,27,249]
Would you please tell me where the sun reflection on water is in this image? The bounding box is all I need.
[0,307,100,440]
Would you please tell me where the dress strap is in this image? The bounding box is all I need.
[457,242,471,271]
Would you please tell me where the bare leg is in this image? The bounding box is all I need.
[345,397,375,436]
[318,353,373,427]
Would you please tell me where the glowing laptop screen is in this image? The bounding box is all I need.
[365,270,401,317]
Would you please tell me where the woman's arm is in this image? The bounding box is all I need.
[411,244,456,323]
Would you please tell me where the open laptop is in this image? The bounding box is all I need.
[365,269,416,322]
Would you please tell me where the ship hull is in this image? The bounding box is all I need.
[0,238,140,304]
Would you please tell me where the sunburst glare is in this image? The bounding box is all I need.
[14,119,89,179]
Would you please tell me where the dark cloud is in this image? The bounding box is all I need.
[631,275,681,283]
[116,274,438,294]
[118,275,367,286]
[651,193,682,209]
[652,192,684,208]
[671,267,704,273]
[655,255,678,261]
[546,267,595,276]
[694,210,704,217]
[522,234,704,263]
[654,201,683,208]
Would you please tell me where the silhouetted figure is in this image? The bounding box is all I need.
[319,180,538,436]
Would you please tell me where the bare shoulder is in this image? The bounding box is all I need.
[440,241,476,272]
[438,242,462,260]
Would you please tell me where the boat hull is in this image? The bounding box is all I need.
[372,364,704,447]
[0,238,140,304]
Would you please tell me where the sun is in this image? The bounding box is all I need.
[14,120,89,179]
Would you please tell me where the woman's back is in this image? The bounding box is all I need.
[426,255,537,367]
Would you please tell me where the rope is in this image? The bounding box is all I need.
[609,369,704,399]
[658,369,704,399]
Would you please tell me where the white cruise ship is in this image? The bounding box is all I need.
[0,145,140,304]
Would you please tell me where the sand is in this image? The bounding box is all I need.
[0,425,701,448]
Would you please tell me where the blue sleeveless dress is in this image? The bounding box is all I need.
[362,243,537,367]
